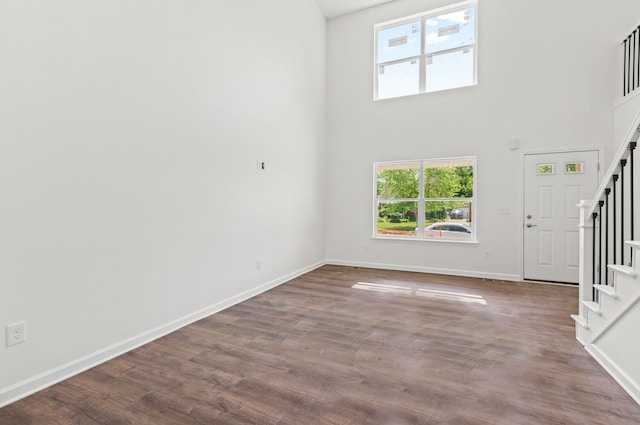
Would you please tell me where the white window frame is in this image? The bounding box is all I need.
[374,0,478,100]
[373,156,477,243]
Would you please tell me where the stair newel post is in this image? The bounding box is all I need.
[578,200,595,315]
[605,188,611,285]
[630,142,636,264]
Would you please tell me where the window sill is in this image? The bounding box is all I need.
[371,235,479,245]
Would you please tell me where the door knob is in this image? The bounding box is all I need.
[526,223,537,228]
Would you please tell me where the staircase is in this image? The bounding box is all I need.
[572,27,640,404]
[572,241,640,345]
[571,25,640,405]
[571,240,640,405]
[572,141,640,405]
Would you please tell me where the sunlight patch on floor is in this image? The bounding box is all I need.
[352,282,487,305]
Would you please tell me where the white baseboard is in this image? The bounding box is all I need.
[586,344,640,406]
[0,260,326,409]
[326,259,521,282]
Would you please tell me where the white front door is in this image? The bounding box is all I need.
[523,150,599,283]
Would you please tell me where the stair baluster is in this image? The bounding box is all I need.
[599,200,604,285]
[613,174,619,268]
[592,212,598,301]
[631,142,636,264]
[627,34,633,94]
[605,188,611,285]
[637,27,640,91]
[634,25,640,92]
[633,30,637,91]
[625,37,629,95]
[621,159,627,266]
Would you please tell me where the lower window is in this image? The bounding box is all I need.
[374,157,476,241]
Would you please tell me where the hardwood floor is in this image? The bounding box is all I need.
[2,265,640,424]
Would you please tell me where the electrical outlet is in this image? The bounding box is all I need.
[257,258,262,270]
[6,322,26,347]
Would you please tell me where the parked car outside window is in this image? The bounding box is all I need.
[423,222,472,239]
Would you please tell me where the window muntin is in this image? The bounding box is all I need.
[375,158,476,241]
[375,1,477,100]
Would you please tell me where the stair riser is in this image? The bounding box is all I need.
[581,292,640,344]
[584,309,607,336]
[614,280,640,301]
[600,292,623,313]
[575,323,591,345]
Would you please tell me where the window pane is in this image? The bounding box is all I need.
[374,157,476,241]
[565,162,584,174]
[424,201,473,240]
[377,20,422,64]
[425,7,475,54]
[424,160,474,198]
[378,60,420,100]
[376,163,420,198]
[377,201,418,236]
[425,47,475,93]
[537,163,554,175]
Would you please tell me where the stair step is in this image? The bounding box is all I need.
[571,314,589,329]
[626,240,640,250]
[608,264,637,277]
[582,301,601,315]
[594,284,618,299]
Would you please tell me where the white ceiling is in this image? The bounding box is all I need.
[316,0,397,19]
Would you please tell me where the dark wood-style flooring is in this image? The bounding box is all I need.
[2,265,640,424]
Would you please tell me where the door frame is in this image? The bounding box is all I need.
[519,146,604,282]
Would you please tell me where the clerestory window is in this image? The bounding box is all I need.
[374,1,478,100]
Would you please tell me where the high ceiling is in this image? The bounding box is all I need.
[316,0,397,19]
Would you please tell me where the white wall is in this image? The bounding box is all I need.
[0,0,326,404]
[614,92,640,161]
[326,0,640,279]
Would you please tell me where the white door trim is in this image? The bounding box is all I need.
[519,146,604,282]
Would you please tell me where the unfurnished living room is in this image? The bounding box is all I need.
[2,0,640,424]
